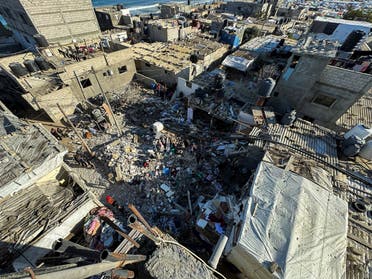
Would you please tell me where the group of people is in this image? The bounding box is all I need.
[153,82,174,101]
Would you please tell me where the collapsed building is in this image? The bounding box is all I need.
[131,36,229,86]
[0,2,370,279]
[0,105,101,270]
[269,17,372,128]
[0,42,136,122]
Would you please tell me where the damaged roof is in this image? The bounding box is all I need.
[248,118,339,167]
[336,89,372,131]
[0,112,66,197]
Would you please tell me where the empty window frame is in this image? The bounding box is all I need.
[118,65,127,74]
[81,78,92,88]
[312,94,336,107]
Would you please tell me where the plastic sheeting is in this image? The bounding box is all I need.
[312,17,372,44]
[222,55,254,72]
[237,162,348,279]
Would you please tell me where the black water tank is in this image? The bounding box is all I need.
[33,34,49,47]
[23,59,40,73]
[258,78,276,98]
[342,135,365,157]
[35,56,50,71]
[9,62,28,77]
[340,30,365,52]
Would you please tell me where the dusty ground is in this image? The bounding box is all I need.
[146,243,218,279]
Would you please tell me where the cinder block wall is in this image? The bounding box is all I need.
[19,0,101,44]
[270,54,372,127]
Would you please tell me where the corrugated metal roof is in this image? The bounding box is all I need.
[336,89,372,131]
[0,112,65,188]
[249,118,339,167]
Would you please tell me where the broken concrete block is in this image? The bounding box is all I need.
[115,165,123,182]
[160,184,170,192]
[166,190,174,198]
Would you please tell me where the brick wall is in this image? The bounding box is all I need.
[319,65,372,93]
[19,0,101,44]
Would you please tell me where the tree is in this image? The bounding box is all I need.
[343,6,372,23]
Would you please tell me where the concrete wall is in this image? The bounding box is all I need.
[270,54,372,126]
[0,0,38,49]
[176,76,201,97]
[58,48,136,100]
[0,0,101,46]
[135,59,178,86]
[35,86,80,122]
[70,59,136,100]
[134,72,156,88]
[202,46,229,69]
[222,1,264,17]
[148,24,179,42]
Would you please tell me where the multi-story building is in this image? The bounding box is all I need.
[269,17,372,128]
[0,0,101,49]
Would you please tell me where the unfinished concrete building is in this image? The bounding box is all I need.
[160,3,192,19]
[0,107,101,270]
[221,0,273,18]
[269,18,372,128]
[0,0,101,49]
[131,37,229,86]
[147,19,183,43]
[146,18,200,43]
[0,44,136,121]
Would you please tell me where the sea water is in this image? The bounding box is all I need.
[92,0,218,14]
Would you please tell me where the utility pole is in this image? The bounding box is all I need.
[73,70,87,101]
[91,66,122,136]
[57,103,94,157]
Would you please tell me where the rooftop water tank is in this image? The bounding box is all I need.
[344,124,372,140]
[340,30,365,52]
[23,59,40,73]
[342,135,365,157]
[258,78,276,98]
[33,34,49,47]
[153,122,164,134]
[9,62,28,77]
[34,56,50,71]
[359,140,372,161]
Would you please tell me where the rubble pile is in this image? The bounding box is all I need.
[65,83,261,238]
[146,243,218,279]
[84,206,125,250]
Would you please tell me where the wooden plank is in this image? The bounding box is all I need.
[347,233,372,250]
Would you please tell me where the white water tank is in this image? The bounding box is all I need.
[153,122,164,133]
[359,140,372,161]
[344,124,372,140]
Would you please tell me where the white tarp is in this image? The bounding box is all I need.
[222,55,254,72]
[236,161,348,279]
[313,16,372,44]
